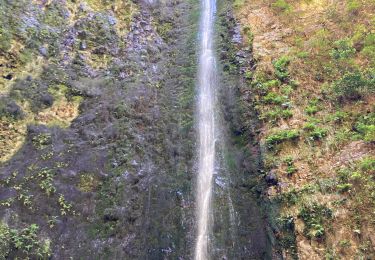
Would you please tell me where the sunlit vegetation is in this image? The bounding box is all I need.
[235,0,375,257]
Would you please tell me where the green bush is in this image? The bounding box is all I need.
[284,156,297,176]
[337,183,353,193]
[0,223,11,259]
[332,71,368,100]
[0,223,51,258]
[359,157,375,174]
[262,108,293,123]
[265,129,300,149]
[354,113,375,142]
[347,0,361,14]
[264,79,281,88]
[298,203,332,239]
[233,0,245,9]
[263,92,286,105]
[303,122,328,140]
[327,111,348,124]
[271,0,292,13]
[330,39,356,60]
[361,33,375,65]
[32,133,52,150]
[281,85,293,95]
[305,105,319,115]
[273,56,291,81]
[0,25,12,52]
[356,124,375,142]
[281,109,293,119]
[310,127,328,140]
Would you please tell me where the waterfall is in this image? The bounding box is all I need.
[195,0,217,259]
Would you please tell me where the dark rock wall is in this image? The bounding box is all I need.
[0,0,279,259]
[0,0,199,258]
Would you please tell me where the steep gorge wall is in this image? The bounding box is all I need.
[234,0,375,259]
[0,0,199,258]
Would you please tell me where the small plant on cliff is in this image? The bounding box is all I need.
[32,133,52,150]
[271,0,292,13]
[332,70,374,101]
[0,223,51,258]
[58,194,73,216]
[265,129,300,149]
[305,98,320,115]
[354,112,375,142]
[37,168,56,196]
[303,122,328,140]
[273,56,291,81]
[330,38,356,60]
[284,156,297,176]
[263,92,286,105]
[298,203,332,239]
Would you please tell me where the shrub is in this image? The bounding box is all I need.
[356,124,375,142]
[271,0,292,13]
[0,223,51,258]
[328,111,348,124]
[303,122,316,131]
[78,173,99,192]
[0,25,12,52]
[337,183,353,193]
[0,223,11,259]
[265,129,300,149]
[37,168,56,196]
[281,109,293,119]
[262,108,293,123]
[298,203,332,239]
[157,21,173,41]
[339,239,351,248]
[273,56,291,81]
[233,0,245,9]
[332,71,368,100]
[58,194,73,216]
[361,33,375,65]
[354,113,375,142]
[303,123,328,140]
[284,156,297,176]
[330,39,356,60]
[263,92,286,105]
[347,0,360,14]
[32,133,52,150]
[310,127,328,140]
[305,105,319,115]
[281,85,293,95]
[0,99,24,120]
[264,79,281,89]
[359,157,375,174]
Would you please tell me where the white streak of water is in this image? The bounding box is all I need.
[195,0,216,259]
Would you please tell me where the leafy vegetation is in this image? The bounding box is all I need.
[236,0,375,257]
[0,223,51,259]
[271,0,292,13]
[265,129,299,149]
[273,56,291,81]
[303,122,328,141]
[354,112,375,142]
[298,203,332,239]
[284,156,297,176]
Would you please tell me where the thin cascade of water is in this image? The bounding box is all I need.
[195,0,217,259]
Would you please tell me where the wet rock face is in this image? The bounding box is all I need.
[210,2,277,259]
[0,0,197,258]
